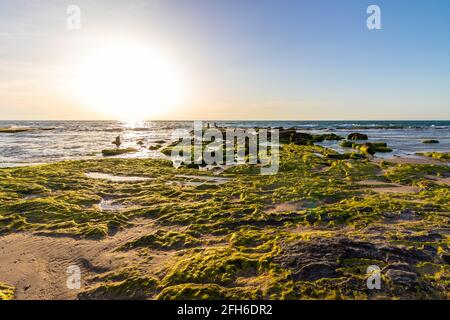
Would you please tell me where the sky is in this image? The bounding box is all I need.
[0,0,449,120]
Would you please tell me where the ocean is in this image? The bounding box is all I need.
[0,120,449,168]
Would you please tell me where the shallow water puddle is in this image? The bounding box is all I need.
[23,194,44,200]
[85,172,153,182]
[267,200,318,213]
[313,152,324,158]
[166,174,230,187]
[175,175,230,184]
[356,180,392,186]
[98,199,127,211]
[165,180,204,187]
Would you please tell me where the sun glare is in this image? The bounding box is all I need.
[72,43,185,120]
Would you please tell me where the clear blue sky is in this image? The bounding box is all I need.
[0,0,449,120]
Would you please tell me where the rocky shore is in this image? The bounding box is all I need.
[0,129,449,300]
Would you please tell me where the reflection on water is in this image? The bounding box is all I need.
[0,120,449,168]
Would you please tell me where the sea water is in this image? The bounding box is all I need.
[0,120,448,168]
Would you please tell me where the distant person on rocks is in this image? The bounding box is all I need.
[113,135,121,148]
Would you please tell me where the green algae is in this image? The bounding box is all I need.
[157,283,262,300]
[340,141,392,154]
[384,163,449,184]
[1,142,449,300]
[161,247,260,286]
[121,230,201,250]
[0,282,15,300]
[416,152,450,162]
[79,275,158,300]
[102,148,138,156]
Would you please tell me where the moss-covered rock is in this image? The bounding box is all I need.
[79,275,158,300]
[121,230,201,250]
[102,148,138,156]
[416,152,449,162]
[348,133,368,140]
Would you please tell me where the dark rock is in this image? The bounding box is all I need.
[275,238,382,281]
[385,269,418,287]
[379,245,434,264]
[339,238,384,260]
[292,132,315,145]
[275,237,441,298]
[304,213,317,224]
[278,128,343,145]
[442,254,450,265]
[325,153,366,160]
[356,143,376,155]
[422,245,438,254]
[295,262,342,281]
[278,129,314,145]
[314,133,344,142]
[339,140,354,148]
[278,129,299,144]
[275,237,438,284]
[340,140,392,154]
[371,142,387,148]
[382,262,413,273]
[348,133,368,140]
[422,140,439,144]
[404,233,442,242]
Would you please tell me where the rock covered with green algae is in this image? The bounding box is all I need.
[416,152,450,162]
[78,271,159,300]
[121,230,201,250]
[347,133,368,140]
[340,141,393,154]
[102,147,138,157]
[0,144,449,300]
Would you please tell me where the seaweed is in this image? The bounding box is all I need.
[0,282,15,300]
[102,148,138,156]
[1,143,449,300]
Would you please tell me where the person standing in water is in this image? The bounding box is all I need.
[113,135,121,148]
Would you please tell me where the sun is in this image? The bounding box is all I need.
[72,42,186,120]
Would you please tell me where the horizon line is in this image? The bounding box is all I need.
[1,119,450,122]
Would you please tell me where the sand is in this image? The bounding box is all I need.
[0,219,161,299]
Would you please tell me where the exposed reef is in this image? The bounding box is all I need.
[416,152,450,162]
[102,148,138,157]
[0,143,448,300]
